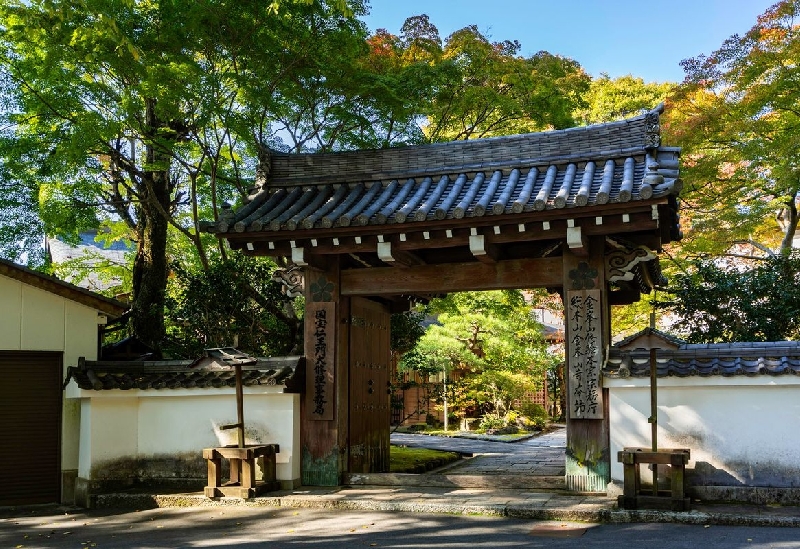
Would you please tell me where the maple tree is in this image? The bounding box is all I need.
[577,73,674,125]
[666,0,800,256]
[427,26,590,140]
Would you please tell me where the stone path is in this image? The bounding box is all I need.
[390,426,566,477]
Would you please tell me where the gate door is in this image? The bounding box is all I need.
[348,297,391,473]
[0,351,63,505]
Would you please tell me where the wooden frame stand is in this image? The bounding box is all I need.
[618,447,690,511]
[203,444,280,498]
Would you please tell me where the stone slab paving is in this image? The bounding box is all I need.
[390,425,567,477]
[89,486,800,527]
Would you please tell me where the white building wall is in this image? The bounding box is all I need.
[605,376,800,487]
[0,273,104,502]
[79,397,139,477]
[0,276,23,348]
[20,284,67,350]
[76,386,301,486]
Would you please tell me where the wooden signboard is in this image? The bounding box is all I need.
[567,289,604,419]
[306,302,335,420]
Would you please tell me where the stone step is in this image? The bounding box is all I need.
[344,472,567,491]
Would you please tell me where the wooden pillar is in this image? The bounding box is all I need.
[301,257,350,486]
[562,236,611,492]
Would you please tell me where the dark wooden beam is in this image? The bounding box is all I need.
[609,288,642,306]
[228,209,661,259]
[468,234,501,263]
[376,241,426,267]
[340,256,562,296]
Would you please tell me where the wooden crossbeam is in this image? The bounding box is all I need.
[340,257,562,296]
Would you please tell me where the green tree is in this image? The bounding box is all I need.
[667,0,800,256]
[400,291,554,422]
[0,0,373,352]
[658,252,800,342]
[165,255,302,357]
[577,73,674,125]
[418,23,590,141]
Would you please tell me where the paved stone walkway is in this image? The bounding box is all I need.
[390,426,566,477]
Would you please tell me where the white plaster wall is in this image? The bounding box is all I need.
[20,283,66,350]
[0,276,23,348]
[62,301,102,470]
[605,376,800,486]
[78,387,300,483]
[78,397,138,477]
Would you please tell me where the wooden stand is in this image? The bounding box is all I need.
[203,444,280,498]
[618,447,690,511]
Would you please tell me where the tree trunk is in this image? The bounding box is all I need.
[131,99,171,355]
[780,199,798,255]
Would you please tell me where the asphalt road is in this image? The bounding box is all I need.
[3,506,799,549]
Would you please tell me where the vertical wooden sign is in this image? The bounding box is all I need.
[567,289,604,419]
[306,302,335,420]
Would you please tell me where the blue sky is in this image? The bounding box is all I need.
[361,0,777,83]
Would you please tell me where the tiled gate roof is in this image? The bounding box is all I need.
[208,105,681,237]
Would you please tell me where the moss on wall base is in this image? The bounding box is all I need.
[302,447,340,486]
[565,454,609,493]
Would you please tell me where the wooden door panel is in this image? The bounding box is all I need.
[348,298,390,473]
[0,351,62,505]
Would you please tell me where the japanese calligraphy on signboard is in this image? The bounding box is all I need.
[567,289,604,419]
[305,302,335,420]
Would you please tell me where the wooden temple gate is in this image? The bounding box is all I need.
[208,104,682,492]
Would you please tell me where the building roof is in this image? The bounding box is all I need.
[0,258,128,317]
[64,353,304,391]
[604,340,800,378]
[45,230,132,292]
[615,327,685,350]
[209,105,680,240]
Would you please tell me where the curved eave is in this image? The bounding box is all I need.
[215,156,680,240]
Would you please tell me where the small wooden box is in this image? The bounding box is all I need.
[203,444,280,498]
[617,447,690,511]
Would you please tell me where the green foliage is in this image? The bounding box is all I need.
[401,290,555,420]
[164,255,302,358]
[399,328,477,378]
[0,0,380,347]
[424,26,590,140]
[658,252,800,342]
[478,413,506,431]
[390,309,426,355]
[668,0,800,255]
[519,402,548,423]
[611,294,661,340]
[479,403,547,433]
[577,73,674,125]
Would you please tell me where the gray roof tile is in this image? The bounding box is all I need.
[209,106,680,235]
[65,355,303,391]
[605,339,800,378]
